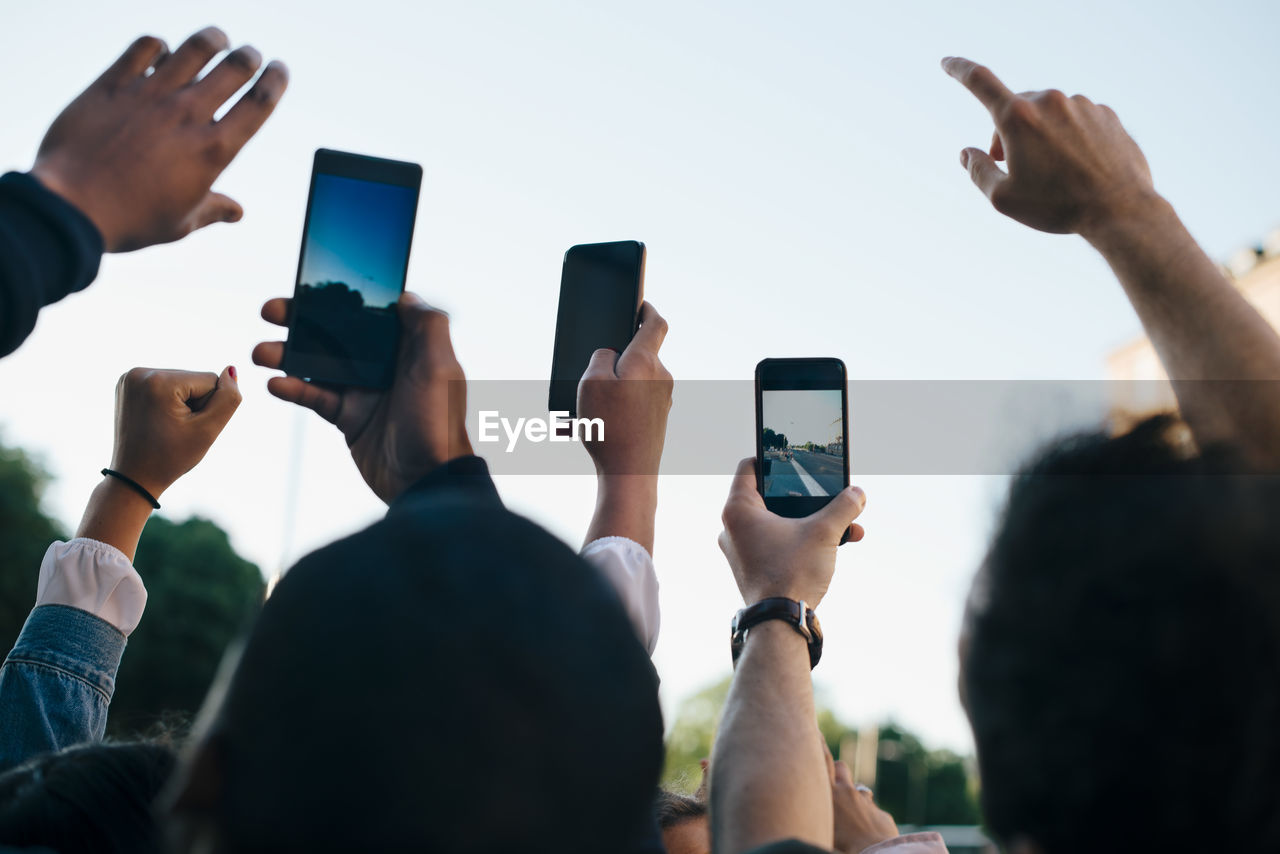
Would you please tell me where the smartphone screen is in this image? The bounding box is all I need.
[548,240,646,417]
[282,149,422,389]
[755,358,850,517]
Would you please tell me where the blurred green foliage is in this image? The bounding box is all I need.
[663,676,981,826]
[0,438,264,737]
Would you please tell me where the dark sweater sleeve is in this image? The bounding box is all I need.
[0,171,103,358]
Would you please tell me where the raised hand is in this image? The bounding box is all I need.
[941,56,1158,238]
[77,366,240,561]
[111,366,242,499]
[252,293,474,504]
[30,27,288,252]
[718,457,865,608]
[824,742,898,854]
[577,301,673,477]
[578,302,673,554]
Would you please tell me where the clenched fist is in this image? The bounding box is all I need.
[111,366,242,499]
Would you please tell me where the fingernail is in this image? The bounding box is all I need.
[960,149,970,168]
[228,365,238,381]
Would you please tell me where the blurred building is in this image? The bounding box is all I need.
[1107,227,1280,422]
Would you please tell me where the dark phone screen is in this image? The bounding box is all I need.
[756,359,849,517]
[548,241,644,416]
[286,157,419,387]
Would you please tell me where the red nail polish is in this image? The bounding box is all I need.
[228,365,238,381]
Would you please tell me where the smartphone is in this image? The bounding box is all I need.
[282,149,423,389]
[548,240,646,417]
[755,358,850,518]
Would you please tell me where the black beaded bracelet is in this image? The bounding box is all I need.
[101,468,160,510]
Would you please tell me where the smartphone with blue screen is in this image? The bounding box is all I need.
[282,149,422,389]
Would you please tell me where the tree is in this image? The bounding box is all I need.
[109,516,264,735]
[0,436,265,738]
[663,676,730,791]
[0,442,66,652]
[661,677,981,828]
[762,429,789,451]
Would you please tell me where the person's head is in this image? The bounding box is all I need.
[0,740,177,854]
[961,415,1280,852]
[654,789,709,854]
[165,487,664,853]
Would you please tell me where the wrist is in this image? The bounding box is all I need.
[1079,189,1174,249]
[75,477,154,562]
[732,614,817,669]
[107,462,169,502]
[29,162,112,249]
[595,472,659,506]
[586,474,658,554]
[740,587,824,609]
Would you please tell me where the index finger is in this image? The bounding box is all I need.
[160,369,220,408]
[941,56,1015,117]
[628,301,668,355]
[261,296,291,327]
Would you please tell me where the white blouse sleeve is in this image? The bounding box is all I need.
[35,538,148,636]
[581,536,660,656]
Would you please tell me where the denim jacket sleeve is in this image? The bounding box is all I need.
[0,605,127,774]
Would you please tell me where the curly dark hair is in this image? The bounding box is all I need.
[654,788,707,830]
[961,415,1280,852]
[0,740,178,854]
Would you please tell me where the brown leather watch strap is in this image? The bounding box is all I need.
[730,597,823,669]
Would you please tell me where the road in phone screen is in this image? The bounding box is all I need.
[761,388,845,497]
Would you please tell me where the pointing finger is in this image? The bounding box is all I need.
[941,56,1016,119]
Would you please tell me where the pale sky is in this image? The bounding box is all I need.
[1,0,1277,754]
[763,389,844,446]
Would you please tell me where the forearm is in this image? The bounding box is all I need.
[1086,196,1280,466]
[76,477,155,562]
[584,475,658,555]
[710,621,833,854]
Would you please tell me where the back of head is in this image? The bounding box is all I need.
[184,489,664,853]
[653,788,706,830]
[0,741,176,854]
[962,416,1280,852]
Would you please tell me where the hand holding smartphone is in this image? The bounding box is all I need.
[283,149,422,389]
[548,240,646,418]
[755,358,850,518]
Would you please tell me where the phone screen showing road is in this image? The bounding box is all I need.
[761,388,846,497]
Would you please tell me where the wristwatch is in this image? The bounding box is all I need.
[730,597,823,669]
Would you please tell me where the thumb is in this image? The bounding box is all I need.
[190,191,244,232]
[583,347,619,380]
[809,485,866,541]
[191,365,243,436]
[960,147,1008,202]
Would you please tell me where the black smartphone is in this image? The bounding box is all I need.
[755,358,850,518]
[548,240,646,417]
[282,149,423,389]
